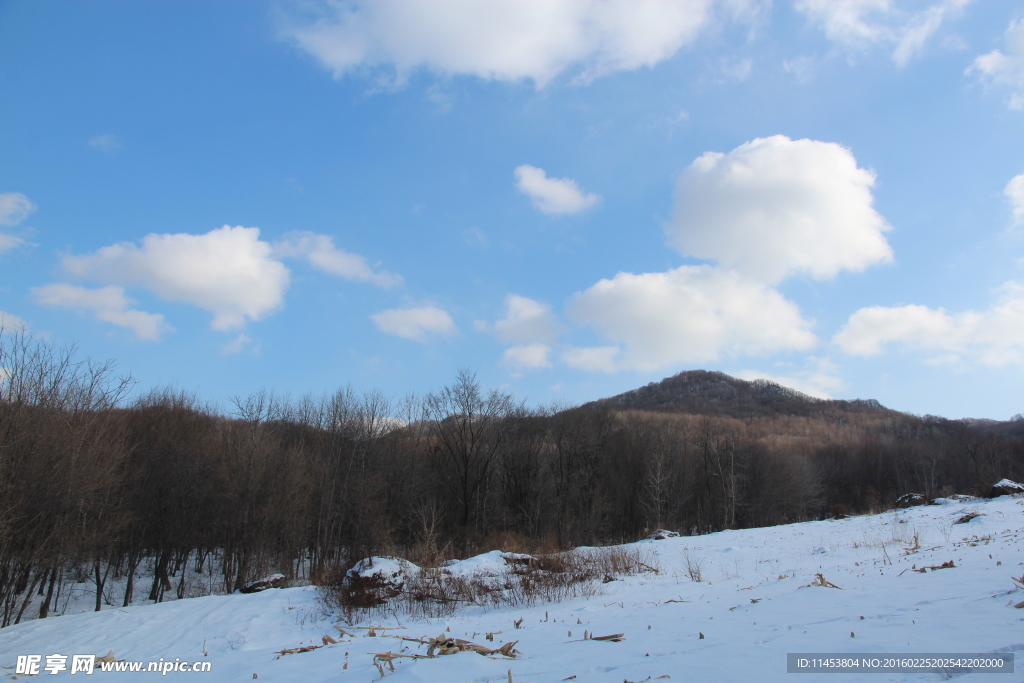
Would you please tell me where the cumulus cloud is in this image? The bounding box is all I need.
[968,18,1024,109]
[834,281,1024,366]
[32,284,172,341]
[1003,174,1024,227]
[62,225,289,331]
[1006,173,1024,225]
[561,345,620,373]
[796,0,971,66]
[489,295,560,371]
[0,192,35,254]
[563,135,895,373]
[0,311,28,332]
[669,135,893,284]
[274,231,402,287]
[280,0,724,88]
[492,294,561,344]
[514,165,600,215]
[502,343,553,370]
[566,265,817,372]
[371,305,456,342]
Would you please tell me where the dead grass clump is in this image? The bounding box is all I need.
[681,548,706,582]
[317,545,657,621]
[315,561,407,623]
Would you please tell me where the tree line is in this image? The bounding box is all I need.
[1,331,1021,626]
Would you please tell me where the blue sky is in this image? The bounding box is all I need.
[2,0,1024,419]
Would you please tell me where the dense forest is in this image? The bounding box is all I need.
[1,330,1022,627]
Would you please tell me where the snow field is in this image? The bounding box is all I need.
[1,496,1022,682]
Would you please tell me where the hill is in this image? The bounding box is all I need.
[584,370,891,419]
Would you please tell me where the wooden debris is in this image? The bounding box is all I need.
[590,633,625,642]
[635,559,660,574]
[809,573,842,589]
[699,632,704,639]
[410,633,520,658]
[954,512,982,524]
[913,560,956,573]
[342,625,403,631]
[276,644,322,656]
[322,634,339,645]
[1014,601,1024,609]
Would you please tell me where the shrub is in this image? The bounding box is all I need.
[316,546,657,622]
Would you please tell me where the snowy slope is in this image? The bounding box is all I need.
[2,496,1022,682]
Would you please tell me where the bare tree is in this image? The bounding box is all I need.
[423,370,516,530]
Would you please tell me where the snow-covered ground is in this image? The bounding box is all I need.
[2,495,1022,682]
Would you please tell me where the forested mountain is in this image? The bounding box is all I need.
[586,369,889,419]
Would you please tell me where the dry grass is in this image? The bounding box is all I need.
[317,546,657,622]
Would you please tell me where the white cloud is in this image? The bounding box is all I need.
[0,233,24,254]
[371,305,456,342]
[493,294,561,344]
[62,225,289,331]
[1006,173,1024,224]
[514,165,600,215]
[274,231,401,287]
[280,0,724,88]
[491,295,560,371]
[0,311,28,332]
[668,135,893,284]
[0,192,35,254]
[32,284,171,341]
[796,0,971,66]
[783,55,816,82]
[87,133,121,152]
[502,343,553,370]
[562,345,620,373]
[0,192,35,227]
[221,333,259,356]
[834,281,1024,366]
[968,18,1024,109]
[717,56,753,82]
[567,265,817,372]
